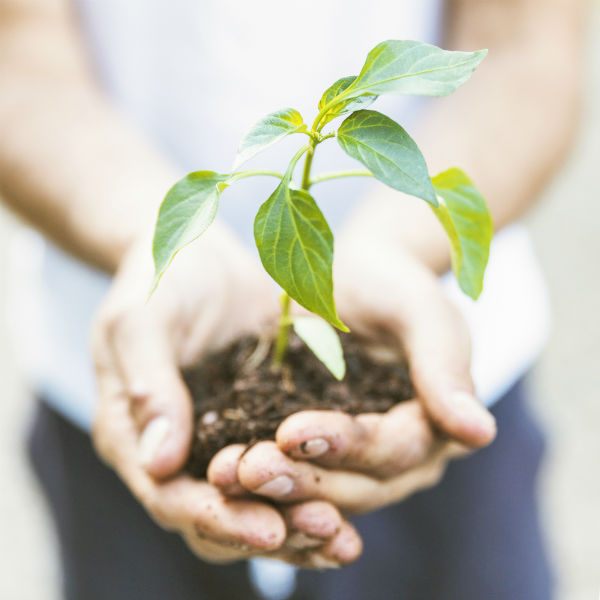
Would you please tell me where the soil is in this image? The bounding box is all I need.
[183,333,414,478]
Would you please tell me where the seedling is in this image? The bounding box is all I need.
[151,40,493,379]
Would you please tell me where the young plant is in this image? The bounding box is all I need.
[151,40,493,380]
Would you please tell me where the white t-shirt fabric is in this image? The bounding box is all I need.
[8,0,550,433]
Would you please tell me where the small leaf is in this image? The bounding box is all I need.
[345,40,486,99]
[254,179,347,331]
[151,171,228,292]
[431,168,493,300]
[233,108,306,170]
[318,76,377,126]
[337,110,437,205]
[294,316,346,380]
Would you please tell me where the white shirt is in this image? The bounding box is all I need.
[8,0,549,432]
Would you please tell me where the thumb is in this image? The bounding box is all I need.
[399,284,497,448]
[106,311,193,478]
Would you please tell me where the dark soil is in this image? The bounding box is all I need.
[183,333,414,478]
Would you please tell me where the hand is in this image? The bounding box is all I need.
[91,227,362,566]
[208,237,496,514]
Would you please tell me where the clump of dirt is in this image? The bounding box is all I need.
[183,333,414,478]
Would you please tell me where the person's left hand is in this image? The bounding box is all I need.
[207,237,497,514]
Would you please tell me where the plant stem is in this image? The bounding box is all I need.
[310,170,373,186]
[300,140,316,190]
[287,144,312,178]
[227,169,284,183]
[272,293,292,366]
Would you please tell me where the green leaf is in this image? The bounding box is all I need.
[431,168,493,300]
[293,316,346,380]
[345,40,486,99]
[254,179,347,331]
[318,76,377,126]
[337,110,437,205]
[233,108,306,170]
[151,171,228,292]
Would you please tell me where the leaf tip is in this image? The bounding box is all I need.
[336,320,350,333]
[146,272,161,303]
[332,359,347,381]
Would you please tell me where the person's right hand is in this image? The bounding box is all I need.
[91,225,362,567]
[207,236,496,515]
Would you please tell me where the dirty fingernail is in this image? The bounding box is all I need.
[297,438,329,458]
[287,532,326,549]
[309,555,341,569]
[139,416,170,468]
[254,475,294,498]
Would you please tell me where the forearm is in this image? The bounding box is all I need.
[0,2,179,272]
[341,0,586,274]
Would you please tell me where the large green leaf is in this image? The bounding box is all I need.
[151,171,228,292]
[232,108,306,170]
[318,76,377,126]
[337,110,437,205]
[346,40,486,99]
[293,316,346,380]
[431,168,493,300]
[254,179,347,331]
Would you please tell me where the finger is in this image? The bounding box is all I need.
[276,401,437,478]
[281,501,343,549]
[182,531,257,564]
[182,501,362,568]
[207,444,249,496]
[209,449,351,547]
[399,291,497,447]
[104,309,193,478]
[313,520,362,567]
[273,520,363,569]
[149,476,286,552]
[238,441,397,513]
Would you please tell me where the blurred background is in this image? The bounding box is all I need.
[1,6,599,600]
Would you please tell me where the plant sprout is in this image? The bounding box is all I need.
[151,40,493,380]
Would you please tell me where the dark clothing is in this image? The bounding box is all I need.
[28,380,553,600]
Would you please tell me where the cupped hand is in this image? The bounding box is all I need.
[91,226,362,567]
[208,237,496,514]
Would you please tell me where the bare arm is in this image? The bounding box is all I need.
[340,0,588,273]
[0,0,182,271]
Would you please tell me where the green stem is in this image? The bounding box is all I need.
[272,293,292,366]
[287,144,312,178]
[301,141,316,191]
[227,169,284,183]
[310,170,374,186]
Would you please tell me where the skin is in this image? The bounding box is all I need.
[0,0,587,567]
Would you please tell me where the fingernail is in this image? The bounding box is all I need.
[310,555,341,569]
[254,475,294,498]
[298,438,329,458]
[287,532,326,549]
[450,391,496,438]
[129,381,149,400]
[139,416,170,468]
